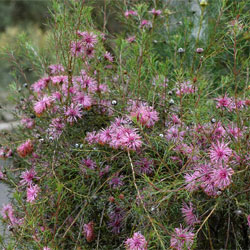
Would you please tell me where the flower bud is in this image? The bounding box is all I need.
[108,196,115,202]
[196,48,204,53]
[111,100,117,106]
[177,48,185,53]
[169,99,175,105]
[200,0,208,7]
[119,194,124,200]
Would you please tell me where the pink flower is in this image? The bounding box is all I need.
[209,140,232,163]
[113,117,130,126]
[80,75,98,93]
[130,104,159,127]
[211,165,234,190]
[181,202,199,226]
[108,126,123,149]
[99,165,110,177]
[27,184,40,203]
[247,215,250,228]
[94,122,142,151]
[20,168,37,186]
[0,170,5,180]
[84,47,95,58]
[124,10,138,18]
[125,232,148,250]
[176,81,196,96]
[135,158,154,175]
[70,41,84,56]
[51,75,68,85]
[62,82,77,96]
[165,126,185,142]
[198,165,218,196]
[104,51,114,62]
[108,207,125,234]
[227,124,242,140]
[127,36,136,43]
[109,173,124,189]
[82,158,96,170]
[196,48,204,53]
[1,204,22,225]
[215,94,233,111]
[34,95,54,116]
[100,33,106,41]
[48,64,64,74]
[170,114,181,125]
[43,247,51,250]
[81,32,98,48]
[17,139,33,158]
[98,128,113,144]
[64,103,82,123]
[48,118,65,139]
[1,204,14,222]
[184,171,200,192]
[119,127,142,151]
[52,91,62,101]
[149,8,162,16]
[104,65,113,69]
[212,122,225,140]
[73,92,92,109]
[97,84,109,93]
[184,164,219,196]
[170,225,195,250]
[85,131,98,144]
[140,20,152,28]
[31,77,50,93]
[232,99,245,110]
[98,99,113,116]
[21,117,35,129]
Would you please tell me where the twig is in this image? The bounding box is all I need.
[225,211,230,249]
[128,151,166,249]
[62,202,88,238]
[196,202,218,236]
[96,204,106,250]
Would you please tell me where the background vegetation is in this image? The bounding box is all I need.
[0,0,50,121]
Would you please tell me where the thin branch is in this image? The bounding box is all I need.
[128,151,166,249]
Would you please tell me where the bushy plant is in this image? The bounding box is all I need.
[0,0,249,249]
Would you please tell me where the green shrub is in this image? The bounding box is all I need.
[0,0,249,249]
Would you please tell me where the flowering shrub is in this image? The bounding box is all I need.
[0,0,249,249]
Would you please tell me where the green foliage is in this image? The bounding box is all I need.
[0,0,249,249]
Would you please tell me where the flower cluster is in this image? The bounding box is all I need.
[181,202,200,226]
[1,204,22,226]
[71,31,98,58]
[170,225,195,250]
[129,103,159,127]
[176,81,196,96]
[17,139,33,158]
[85,118,143,151]
[125,232,148,250]
[184,163,234,195]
